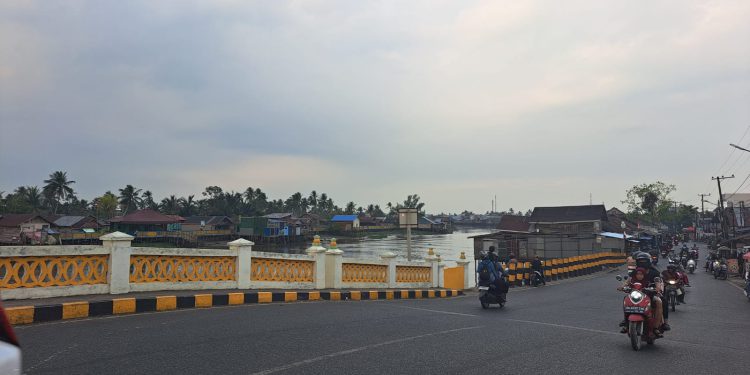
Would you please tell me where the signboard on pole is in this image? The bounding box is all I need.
[399,208,418,228]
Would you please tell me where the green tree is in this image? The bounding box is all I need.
[93,191,119,219]
[179,195,197,217]
[21,186,44,213]
[118,185,143,214]
[160,195,180,215]
[141,191,159,210]
[43,171,76,214]
[622,181,676,222]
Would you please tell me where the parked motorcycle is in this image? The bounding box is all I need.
[616,275,662,351]
[744,272,750,302]
[530,270,544,287]
[686,259,696,274]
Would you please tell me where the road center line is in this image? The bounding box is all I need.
[395,305,480,317]
[248,325,483,375]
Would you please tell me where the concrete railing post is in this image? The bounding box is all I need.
[229,238,254,289]
[425,248,439,288]
[380,251,397,288]
[306,235,328,289]
[100,231,134,295]
[456,251,472,290]
[325,238,343,289]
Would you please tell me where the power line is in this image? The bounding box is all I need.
[704,124,750,193]
[726,172,750,199]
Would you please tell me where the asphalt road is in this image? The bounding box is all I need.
[16,242,749,375]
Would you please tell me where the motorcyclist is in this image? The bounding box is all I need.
[680,245,689,258]
[618,267,664,336]
[478,247,507,295]
[635,251,670,332]
[662,264,686,304]
[531,256,546,285]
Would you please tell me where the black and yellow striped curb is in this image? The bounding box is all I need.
[5,289,463,325]
[504,255,627,287]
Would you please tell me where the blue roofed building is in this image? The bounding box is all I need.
[330,215,360,231]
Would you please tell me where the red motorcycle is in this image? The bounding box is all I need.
[616,275,663,350]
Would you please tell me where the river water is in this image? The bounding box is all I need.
[253,227,491,266]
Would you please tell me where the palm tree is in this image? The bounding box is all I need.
[345,202,356,214]
[118,185,143,214]
[160,195,180,215]
[93,192,119,219]
[22,186,44,213]
[141,191,159,210]
[179,195,197,217]
[43,171,76,214]
[308,191,318,212]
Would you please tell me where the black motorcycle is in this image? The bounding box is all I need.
[530,270,544,287]
[478,280,507,309]
[479,267,509,309]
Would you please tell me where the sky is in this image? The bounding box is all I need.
[1,0,750,214]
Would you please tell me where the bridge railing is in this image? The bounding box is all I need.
[0,232,444,300]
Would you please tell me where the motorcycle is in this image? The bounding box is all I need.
[713,262,728,280]
[616,275,663,351]
[530,270,544,287]
[478,268,509,309]
[664,278,682,312]
[686,259,696,274]
[661,249,668,259]
[744,272,750,302]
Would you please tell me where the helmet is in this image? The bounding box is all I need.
[635,252,652,268]
[667,264,677,271]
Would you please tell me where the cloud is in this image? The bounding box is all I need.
[1,0,749,213]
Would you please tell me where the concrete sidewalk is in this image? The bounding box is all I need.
[2,287,463,326]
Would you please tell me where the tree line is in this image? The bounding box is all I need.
[0,171,428,220]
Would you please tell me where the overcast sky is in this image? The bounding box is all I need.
[2,0,749,214]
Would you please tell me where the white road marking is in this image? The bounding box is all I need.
[395,305,479,317]
[248,325,484,375]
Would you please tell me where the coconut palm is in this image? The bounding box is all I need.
[160,195,180,215]
[179,195,197,217]
[308,190,318,211]
[141,191,159,210]
[43,171,76,214]
[21,186,44,213]
[118,185,143,214]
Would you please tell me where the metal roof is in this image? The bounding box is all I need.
[53,216,87,227]
[331,215,358,222]
[529,205,608,223]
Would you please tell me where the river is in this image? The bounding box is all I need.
[252,227,491,266]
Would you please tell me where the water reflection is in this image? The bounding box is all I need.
[253,227,491,266]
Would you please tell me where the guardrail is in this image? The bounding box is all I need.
[0,233,442,300]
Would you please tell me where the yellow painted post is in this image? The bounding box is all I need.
[113,298,136,314]
[5,306,34,325]
[258,292,272,303]
[157,296,177,311]
[285,292,298,302]
[329,291,341,301]
[62,302,89,320]
[350,291,361,300]
[195,294,212,308]
[308,291,320,301]
[369,291,379,300]
[228,293,244,305]
[386,291,394,300]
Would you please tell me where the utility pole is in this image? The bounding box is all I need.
[698,193,710,238]
[713,175,735,240]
